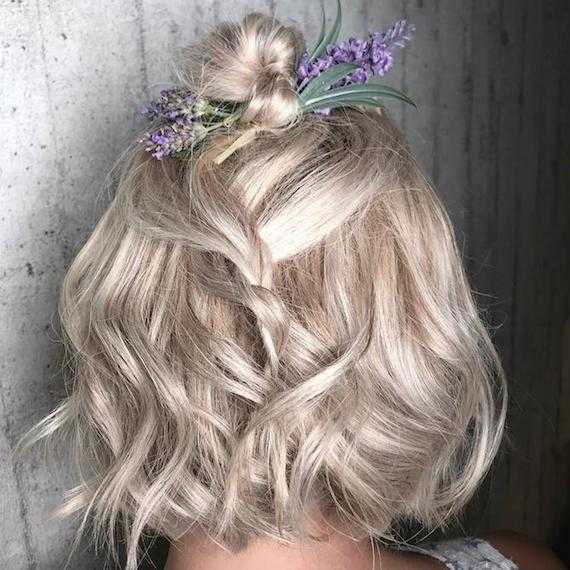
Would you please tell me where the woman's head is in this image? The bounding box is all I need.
[34,11,506,570]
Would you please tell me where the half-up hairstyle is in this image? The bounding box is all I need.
[27,11,507,570]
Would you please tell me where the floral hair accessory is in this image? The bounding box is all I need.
[137,89,241,160]
[137,0,415,162]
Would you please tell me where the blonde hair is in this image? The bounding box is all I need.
[26,11,506,570]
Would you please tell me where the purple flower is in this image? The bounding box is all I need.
[296,19,414,91]
[346,66,373,85]
[139,121,192,159]
[327,41,351,63]
[316,54,335,71]
[372,19,415,50]
[347,37,368,60]
[140,88,196,122]
[138,88,208,159]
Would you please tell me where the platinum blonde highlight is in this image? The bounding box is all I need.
[25,12,506,570]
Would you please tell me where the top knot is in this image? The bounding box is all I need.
[181,13,303,129]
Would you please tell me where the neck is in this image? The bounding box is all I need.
[165,527,375,570]
[163,510,434,570]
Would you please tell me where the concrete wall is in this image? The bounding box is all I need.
[1,1,568,568]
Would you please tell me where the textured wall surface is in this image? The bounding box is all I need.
[1,1,568,568]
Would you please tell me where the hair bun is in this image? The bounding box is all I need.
[181,13,302,129]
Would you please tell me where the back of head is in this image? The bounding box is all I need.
[37,10,506,570]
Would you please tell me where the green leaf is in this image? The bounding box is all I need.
[307,3,327,62]
[301,83,417,111]
[309,0,342,62]
[298,63,360,100]
[312,98,387,111]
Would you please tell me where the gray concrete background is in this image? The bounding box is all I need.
[1,0,568,568]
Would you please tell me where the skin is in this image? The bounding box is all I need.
[164,518,567,570]
[164,525,440,570]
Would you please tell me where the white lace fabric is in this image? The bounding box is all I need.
[398,537,519,569]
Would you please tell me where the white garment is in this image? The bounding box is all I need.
[398,537,519,569]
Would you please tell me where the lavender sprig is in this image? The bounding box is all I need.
[139,88,196,121]
[296,19,415,92]
[139,118,207,160]
[137,88,240,160]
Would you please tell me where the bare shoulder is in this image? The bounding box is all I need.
[482,530,567,570]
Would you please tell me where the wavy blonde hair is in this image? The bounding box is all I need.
[27,11,506,570]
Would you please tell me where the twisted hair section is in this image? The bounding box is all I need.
[23,12,506,570]
[181,11,303,128]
